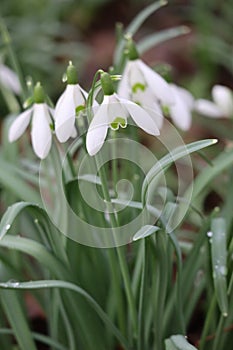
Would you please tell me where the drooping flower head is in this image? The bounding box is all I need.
[166,83,194,131]
[55,61,88,142]
[118,38,174,129]
[194,85,233,118]
[0,62,21,95]
[86,72,160,156]
[9,82,54,159]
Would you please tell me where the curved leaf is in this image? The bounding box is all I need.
[1,290,37,350]
[0,279,129,349]
[142,139,217,204]
[0,155,41,204]
[138,26,190,54]
[0,328,68,350]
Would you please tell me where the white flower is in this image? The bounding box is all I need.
[0,63,21,95]
[9,103,54,159]
[194,85,233,118]
[55,83,87,142]
[167,83,194,130]
[86,92,160,156]
[118,58,174,129]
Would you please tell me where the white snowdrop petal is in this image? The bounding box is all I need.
[8,108,32,142]
[170,84,194,110]
[31,104,52,159]
[55,85,76,142]
[168,84,192,130]
[212,85,233,117]
[73,84,87,106]
[122,98,160,136]
[137,59,174,105]
[118,61,132,99]
[169,97,192,131]
[131,88,164,129]
[86,101,109,156]
[0,63,21,94]
[128,62,145,87]
[147,103,164,130]
[194,99,223,118]
[108,94,128,123]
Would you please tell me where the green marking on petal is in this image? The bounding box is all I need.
[76,105,85,115]
[110,117,127,130]
[132,83,146,93]
[49,123,55,131]
[162,104,170,117]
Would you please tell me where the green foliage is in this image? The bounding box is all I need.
[0,1,233,350]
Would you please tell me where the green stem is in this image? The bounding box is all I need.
[199,295,217,350]
[169,232,185,333]
[212,315,225,350]
[137,239,148,350]
[153,231,168,350]
[108,248,126,336]
[95,153,138,340]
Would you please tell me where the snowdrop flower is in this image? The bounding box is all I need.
[118,39,174,129]
[0,62,21,94]
[86,72,160,156]
[55,61,88,142]
[194,85,233,118]
[166,83,194,131]
[9,83,54,159]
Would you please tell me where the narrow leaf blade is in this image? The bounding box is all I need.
[210,217,228,316]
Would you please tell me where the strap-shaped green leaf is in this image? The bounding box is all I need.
[142,139,217,205]
[1,290,37,350]
[210,217,228,316]
[0,279,129,349]
[138,26,189,54]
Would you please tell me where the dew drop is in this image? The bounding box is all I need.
[34,218,39,224]
[207,231,213,237]
[12,282,20,287]
[219,266,227,276]
[5,224,11,231]
[7,279,19,287]
[223,312,228,317]
[62,73,67,82]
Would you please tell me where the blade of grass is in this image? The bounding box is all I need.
[138,26,190,54]
[0,290,37,350]
[0,279,129,349]
[210,217,228,316]
[0,328,68,350]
